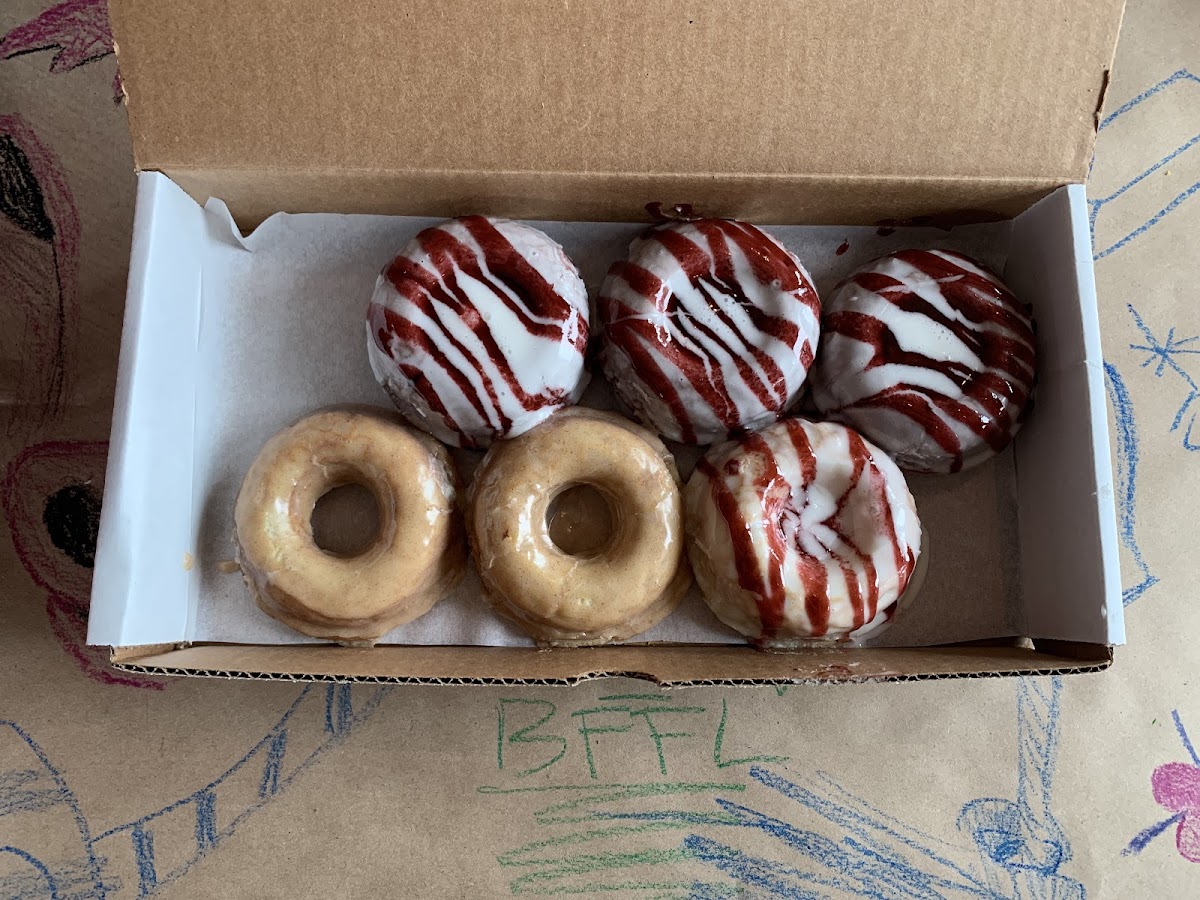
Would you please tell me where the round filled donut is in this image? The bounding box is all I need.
[467,408,690,646]
[234,408,463,646]
[367,215,590,449]
[810,249,1036,474]
[685,418,922,646]
[599,218,821,445]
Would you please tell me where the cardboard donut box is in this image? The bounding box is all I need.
[90,0,1128,685]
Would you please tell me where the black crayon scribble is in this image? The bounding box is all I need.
[42,482,101,569]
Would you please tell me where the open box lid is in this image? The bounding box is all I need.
[107,0,1125,225]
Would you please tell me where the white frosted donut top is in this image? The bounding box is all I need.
[811,249,1035,474]
[367,216,589,449]
[687,418,922,643]
[599,219,820,445]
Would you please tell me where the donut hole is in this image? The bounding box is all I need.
[311,482,381,558]
[546,483,616,558]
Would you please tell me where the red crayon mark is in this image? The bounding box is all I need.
[0,114,80,439]
[0,0,123,103]
[2,441,164,689]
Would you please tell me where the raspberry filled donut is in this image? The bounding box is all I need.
[599,219,821,445]
[685,418,921,646]
[367,216,589,449]
[810,249,1035,474]
[234,408,463,646]
[468,408,690,646]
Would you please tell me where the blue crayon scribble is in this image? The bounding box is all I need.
[0,846,60,899]
[684,679,1084,899]
[1104,361,1160,607]
[1126,304,1200,452]
[1173,710,1200,768]
[957,678,1083,899]
[258,730,287,800]
[1089,69,1200,260]
[130,825,155,896]
[0,721,105,899]
[0,684,390,899]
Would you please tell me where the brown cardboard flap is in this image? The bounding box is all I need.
[168,167,1059,229]
[109,0,1124,221]
[110,642,1113,686]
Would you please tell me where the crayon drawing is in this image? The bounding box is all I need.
[1125,304,1200,453]
[0,684,389,898]
[0,114,79,438]
[0,0,120,102]
[1104,363,1159,608]
[1124,711,1200,864]
[482,678,1082,899]
[1089,69,1200,261]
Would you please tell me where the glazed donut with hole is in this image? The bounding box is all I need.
[467,407,691,646]
[234,408,463,646]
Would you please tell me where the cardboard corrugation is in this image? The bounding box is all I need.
[101,0,1127,684]
[110,642,1112,686]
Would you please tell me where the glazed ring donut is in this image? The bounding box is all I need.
[467,408,690,646]
[686,418,922,647]
[234,408,463,646]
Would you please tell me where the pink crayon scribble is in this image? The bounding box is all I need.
[0,114,80,436]
[1,0,121,103]
[1152,763,1200,862]
[1126,710,1200,862]
[1,441,164,690]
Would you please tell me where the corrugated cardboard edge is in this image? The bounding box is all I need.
[109,642,1112,687]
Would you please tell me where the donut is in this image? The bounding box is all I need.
[810,249,1035,474]
[685,418,922,646]
[234,408,463,646]
[367,216,590,449]
[598,218,821,445]
[467,408,690,646]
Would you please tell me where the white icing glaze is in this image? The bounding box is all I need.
[599,219,821,445]
[367,216,589,449]
[810,249,1036,474]
[686,418,921,644]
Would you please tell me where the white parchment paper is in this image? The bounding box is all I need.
[190,205,1019,647]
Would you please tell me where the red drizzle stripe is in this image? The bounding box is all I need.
[601,296,701,444]
[369,303,506,443]
[706,421,915,640]
[651,229,786,411]
[375,217,587,443]
[697,456,771,627]
[824,250,1034,472]
[602,219,819,440]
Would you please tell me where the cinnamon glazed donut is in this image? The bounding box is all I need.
[234,408,463,646]
[467,408,690,646]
